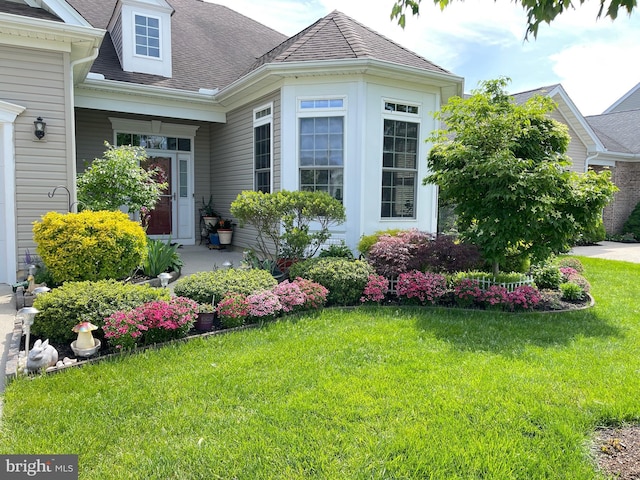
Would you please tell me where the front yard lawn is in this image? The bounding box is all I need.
[1,257,638,479]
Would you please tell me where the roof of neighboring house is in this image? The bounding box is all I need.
[0,2,63,22]
[248,10,452,76]
[511,84,560,104]
[604,81,640,113]
[586,109,640,154]
[66,0,288,92]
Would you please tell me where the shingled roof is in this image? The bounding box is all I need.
[249,10,451,76]
[511,84,560,104]
[66,0,288,92]
[0,2,63,22]
[587,109,640,154]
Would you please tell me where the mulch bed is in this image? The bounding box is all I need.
[592,426,640,479]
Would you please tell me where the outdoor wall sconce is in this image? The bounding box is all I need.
[34,117,46,139]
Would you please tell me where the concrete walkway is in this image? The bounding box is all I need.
[0,241,639,392]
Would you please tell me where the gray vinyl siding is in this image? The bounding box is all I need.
[549,110,586,173]
[75,108,212,240]
[210,91,281,251]
[0,45,71,274]
[112,14,124,65]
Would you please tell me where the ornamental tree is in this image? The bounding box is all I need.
[77,143,168,215]
[425,78,617,274]
[390,0,635,38]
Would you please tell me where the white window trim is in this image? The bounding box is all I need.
[253,102,273,192]
[381,100,422,220]
[296,97,347,200]
[132,11,163,61]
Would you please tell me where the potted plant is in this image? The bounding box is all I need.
[216,218,234,245]
[207,222,221,248]
[200,195,219,229]
[194,302,216,331]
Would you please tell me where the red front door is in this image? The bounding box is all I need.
[142,156,172,235]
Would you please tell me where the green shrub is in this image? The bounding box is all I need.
[173,269,277,304]
[318,242,354,259]
[575,218,606,245]
[141,239,183,277]
[288,257,324,280]
[559,282,585,301]
[33,210,147,283]
[31,280,169,345]
[531,263,562,290]
[357,229,402,256]
[293,258,374,306]
[623,201,640,240]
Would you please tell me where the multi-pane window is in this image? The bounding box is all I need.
[116,133,191,151]
[381,118,419,218]
[298,98,345,201]
[254,104,272,193]
[135,14,160,58]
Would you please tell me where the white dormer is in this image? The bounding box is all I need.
[108,0,173,77]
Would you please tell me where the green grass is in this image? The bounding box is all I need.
[1,257,639,479]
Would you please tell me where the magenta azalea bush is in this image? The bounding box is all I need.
[396,271,447,305]
[103,296,198,350]
[360,274,389,304]
[452,278,484,307]
[481,285,510,310]
[216,292,249,328]
[507,285,542,311]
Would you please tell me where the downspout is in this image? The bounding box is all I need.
[584,151,599,173]
[67,45,101,211]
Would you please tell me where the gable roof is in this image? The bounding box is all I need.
[604,82,640,114]
[248,10,451,76]
[66,0,288,92]
[512,83,604,152]
[511,84,560,104]
[586,109,640,154]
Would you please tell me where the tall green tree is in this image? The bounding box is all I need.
[425,78,617,274]
[77,143,168,215]
[391,0,636,38]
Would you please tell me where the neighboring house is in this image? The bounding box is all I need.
[513,84,640,234]
[0,0,463,284]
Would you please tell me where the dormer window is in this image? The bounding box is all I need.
[108,0,173,77]
[135,14,160,58]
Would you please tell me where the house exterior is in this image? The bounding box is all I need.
[513,84,640,234]
[0,0,463,284]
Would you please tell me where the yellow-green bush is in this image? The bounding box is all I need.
[33,210,147,283]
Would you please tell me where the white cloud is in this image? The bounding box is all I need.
[207,0,640,115]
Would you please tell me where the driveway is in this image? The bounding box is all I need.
[570,241,640,264]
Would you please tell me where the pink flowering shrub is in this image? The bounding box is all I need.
[293,277,329,310]
[506,285,542,311]
[273,280,307,313]
[103,296,198,350]
[360,274,389,304]
[566,272,591,293]
[246,290,282,321]
[396,270,447,305]
[481,285,510,310]
[452,278,484,307]
[216,292,249,328]
[559,267,579,282]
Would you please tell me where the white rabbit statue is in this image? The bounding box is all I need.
[26,339,59,373]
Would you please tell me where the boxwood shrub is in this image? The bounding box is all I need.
[291,257,374,306]
[31,280,169,345]
[173,268,277,304]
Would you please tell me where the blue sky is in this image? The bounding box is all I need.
[209,0,640,116]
